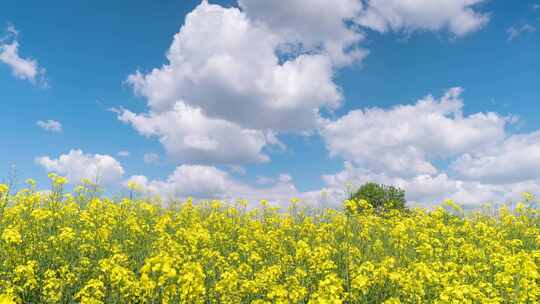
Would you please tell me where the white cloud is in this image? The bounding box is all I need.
[506,24,536,42]
[257,173,292,185]
[117,151,130,157]
[357,0,490,36]
[317,87,540,207]
[238,0,367,66]
[125,166,351,209]
[120,1,350,166]
[36,120,62,132]
[452,131,540,184]
[0,25,46,85]
[322,162,456,205]
[129,160,540,208]
[121,0,494,167]
[116,102,273,164]
[126,165,301,206]
[320,88,507,177]
[114,1,499,206]
[35,149,125,185]
[128,165,231,199]
[321,161,540,207]
[143,153,160,164]
[126,1,342,132]
[124,130,540,208]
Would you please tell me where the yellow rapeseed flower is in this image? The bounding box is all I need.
[0,179,539,303]
[0,184,9,194]
[0,293,16,304]
[2,227,22,245]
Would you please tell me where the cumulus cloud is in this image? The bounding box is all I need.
[320,88,507,177]
[323,162,464,206]
[124,160,540,209]
[125,166,347,209]
[120,1,352,165]
[121,0,493,166]
[126,165,301,206]
[116,102,273,164]
[327,161,540,207]
[0,24,46,85]
[35,149,125,185]
[127,165,231,199]
[357,0,490,36]
[316,87,540,207]
[320,161,540,207]
[238,0,367,66]
[126,1,341,132]
[452,131,540,184]
[114,1,497,205]
[36,120,62,132]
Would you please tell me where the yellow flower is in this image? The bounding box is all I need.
[75,279,105,304]
[522,192,534,202]
[127,181,141,192]
[59,227,76,242]
[14,260,38,291]
[2,227,22,245]
[48,172,68,186]
[25,178,36,188]
[344,200,357,214]
[31,208,53,221]
[383,297,401,304]
[0,293,16,304]
[43,270,63,303]
[352,274,370,295]
[0,177,538,303]
[0,184,9,194]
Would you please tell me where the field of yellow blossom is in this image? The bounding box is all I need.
[0,175,539,303]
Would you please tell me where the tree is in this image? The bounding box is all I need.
[348,182,407,214]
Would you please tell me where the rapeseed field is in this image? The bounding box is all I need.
[0,175,539,303]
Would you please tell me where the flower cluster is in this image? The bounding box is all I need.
[0,180,539,303]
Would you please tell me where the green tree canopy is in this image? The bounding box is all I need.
[348,182,407,214]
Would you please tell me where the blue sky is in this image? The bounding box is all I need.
[1,0,540,206]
